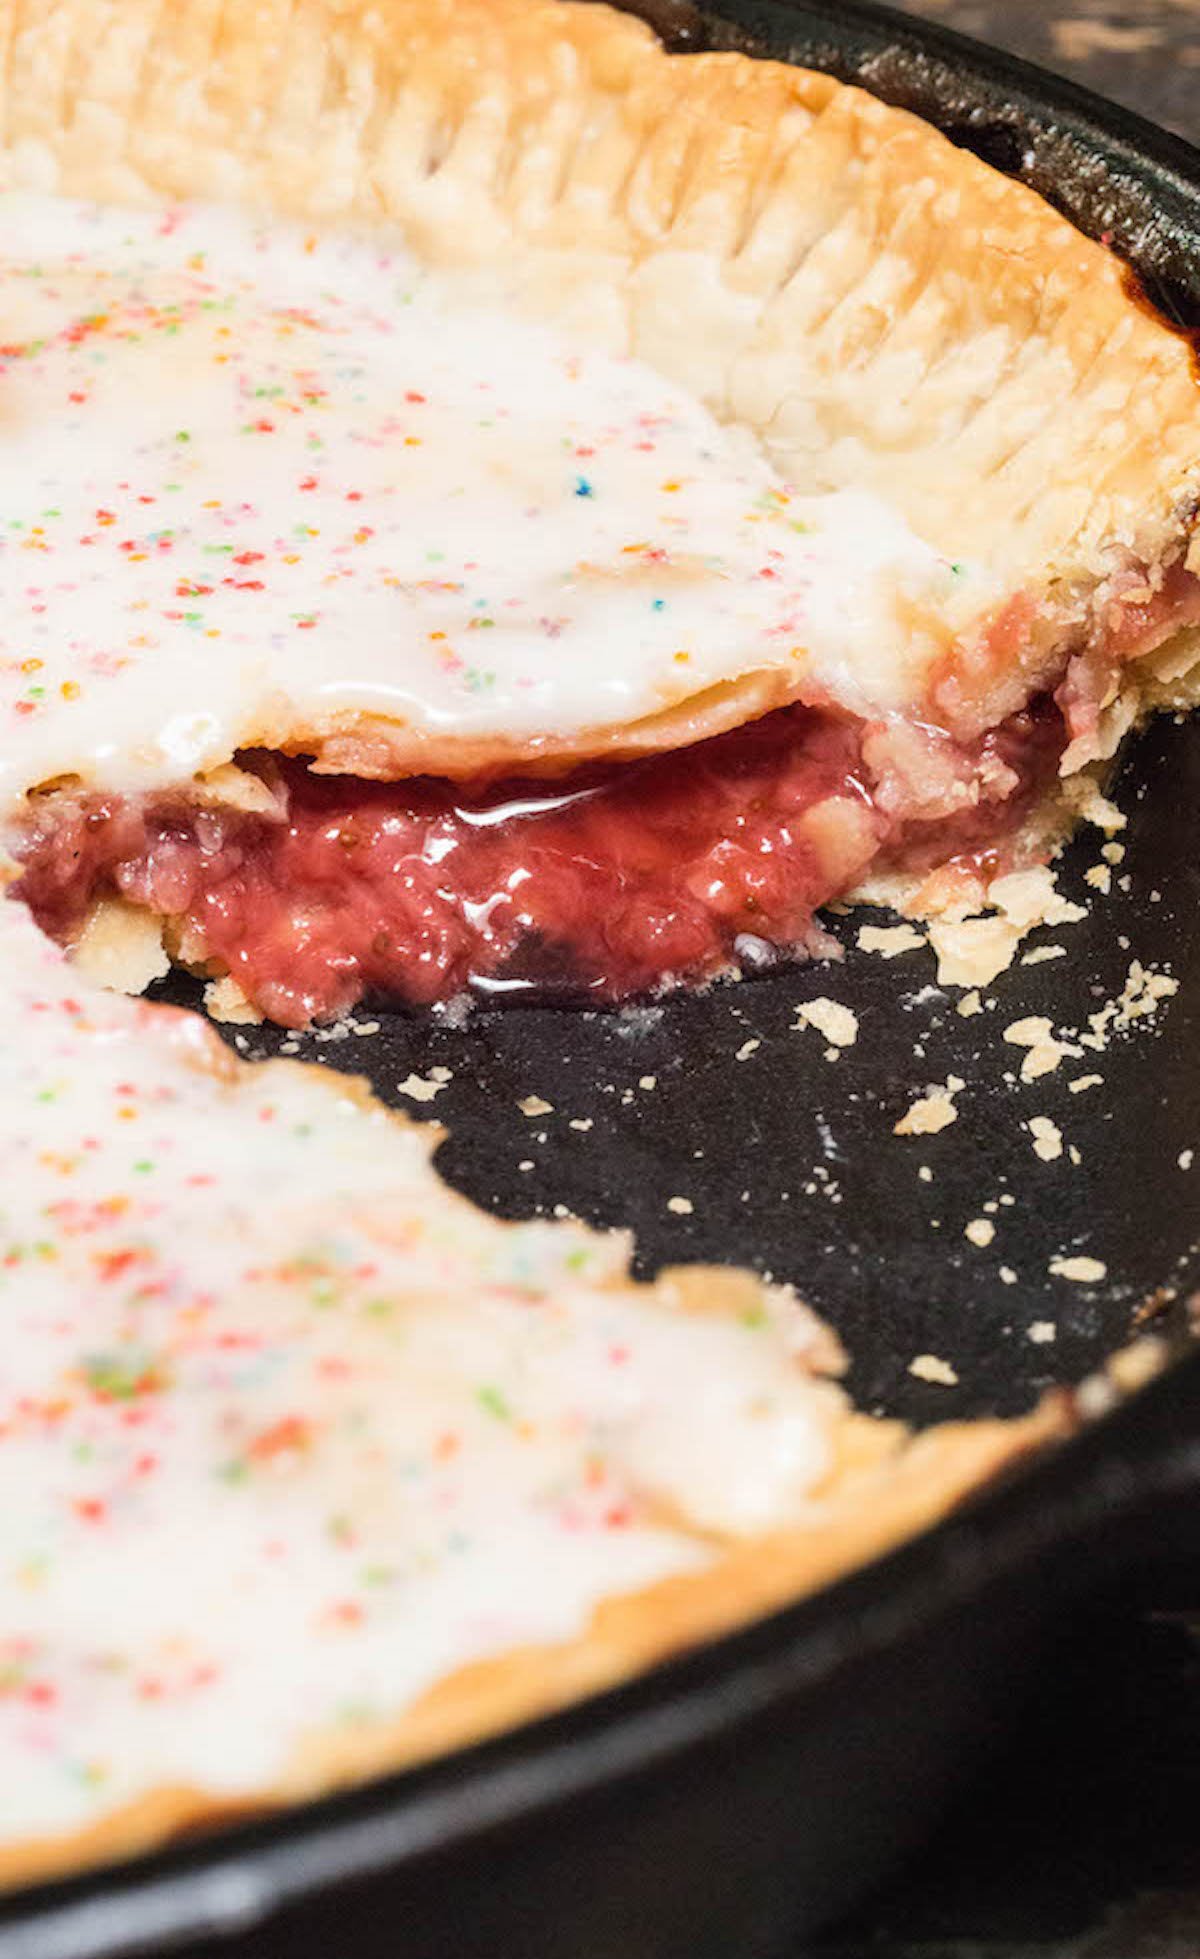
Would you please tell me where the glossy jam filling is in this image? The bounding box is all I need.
[12,702,1063,1027]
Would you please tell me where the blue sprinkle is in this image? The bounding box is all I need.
[574,476,594,498]
[651,597,665,611]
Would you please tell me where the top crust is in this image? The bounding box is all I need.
[1,0,1198,783]
[4,0,1196,573]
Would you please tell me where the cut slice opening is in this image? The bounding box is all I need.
[11,696,1067,1028]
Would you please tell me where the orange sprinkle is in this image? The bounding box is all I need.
[248,1415,313,1462]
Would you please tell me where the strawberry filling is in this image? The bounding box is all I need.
[12,701,1063,1027]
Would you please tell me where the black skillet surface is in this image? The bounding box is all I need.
[3,5,1200,1956]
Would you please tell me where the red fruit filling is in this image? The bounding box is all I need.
[11,701,1063,1028]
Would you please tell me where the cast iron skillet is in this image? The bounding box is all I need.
[4,4,1200,1953]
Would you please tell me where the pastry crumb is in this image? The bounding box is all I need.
[666,1195,694,1216]
[397,1071,451,1104]
[639,1075,658,1091]
[794,997,859,1048]
[999,1265,1018,1285]
[1079,961,1178,1053]
[1027,1115,1063,1162]
[1069,1073,1103,1094]
[518,1095,554,1117]
[72,899,171,996]
[1027,1320,1057,1344]
[894,1075,964,1136]
[909,1353,959,1386]
[1179,1149,1194,1170]
[203,974,260,1025]
[735,1038,761,1061]
[925,867,1086,988]
[956,989,983,1017]
[569,1117,594,1132]
[1049,1254,1107,1284]
[964,1217,994,1247]
[1002,1015,1081,1082]
[857,922,926,959]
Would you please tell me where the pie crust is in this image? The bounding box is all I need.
[0,0,1184,1889]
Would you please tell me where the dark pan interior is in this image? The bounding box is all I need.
[3,3,1200,1953]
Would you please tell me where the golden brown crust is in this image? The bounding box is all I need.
[2,0,1198,775]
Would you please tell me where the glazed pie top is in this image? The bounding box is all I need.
[0,0,1186,1889]
[0,0,1198,803]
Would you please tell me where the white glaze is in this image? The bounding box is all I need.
[0,195,995,806]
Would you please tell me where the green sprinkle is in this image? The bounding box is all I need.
[477,1384,512,1422]
[82,1351,162,1400]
